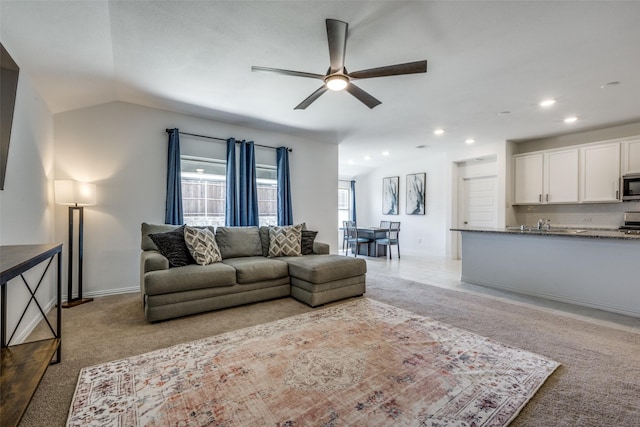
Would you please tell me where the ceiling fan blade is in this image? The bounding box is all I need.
[326,19,348,74]
[346,83,382,109]
[251,66,325,80]
[294,86,329,110]
[349,60,427,79]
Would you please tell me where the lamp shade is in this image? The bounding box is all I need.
[54,180,96,206]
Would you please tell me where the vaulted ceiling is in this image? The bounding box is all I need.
[2,1,640,177]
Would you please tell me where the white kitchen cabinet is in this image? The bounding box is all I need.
[580,142,620,202]
[544,148,579,203]
[621,138,640,174]
[513,149,579,204]
[514,153,543,204]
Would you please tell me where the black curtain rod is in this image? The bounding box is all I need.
[166,129,292,152]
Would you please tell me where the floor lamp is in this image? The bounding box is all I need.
[54,180,96,308]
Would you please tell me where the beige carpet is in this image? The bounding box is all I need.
[66,298,558,426]
[21,271,640,426]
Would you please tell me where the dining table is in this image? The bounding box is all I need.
[354,226,389,257]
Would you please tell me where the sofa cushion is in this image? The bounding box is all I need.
[141,223,179,251]
[259,226,270,257]
[184,226,222,265]
[269,224,302,257]
[215,226,263,259]
[284,255,367,284]
[148,226,194,268]
[222,257,289,284]
[144,262,237,296]
[301,230,318,255]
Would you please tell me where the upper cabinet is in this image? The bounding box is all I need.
[579,142,620,202]
[513,149,579,204]
[513,137,633,205]
[621,138,640,175]
[514,153,543,204]
[545,149,580,203]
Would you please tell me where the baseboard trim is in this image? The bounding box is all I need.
[81,286,140,298]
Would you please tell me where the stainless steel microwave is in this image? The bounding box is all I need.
[622,173,640,201]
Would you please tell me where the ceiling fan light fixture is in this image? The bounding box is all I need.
[325,75,349,91]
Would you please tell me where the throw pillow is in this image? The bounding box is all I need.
[148,226,194,267]
[301,230,318,255]
[259,226,271,257]
[215,226,263,259]
[184,226,222,265]
[268,224,303,257]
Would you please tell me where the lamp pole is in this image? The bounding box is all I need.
[62,204,93,308]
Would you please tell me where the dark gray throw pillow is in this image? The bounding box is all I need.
[149,225,194,267]
[301,230,318,255]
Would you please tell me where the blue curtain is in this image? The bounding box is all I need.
[350,180,357,224]
[225,138,238,226]
[238,141,260,226]
[165,128,183,225]
[277,147,293,226]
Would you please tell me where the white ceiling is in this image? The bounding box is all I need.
[2,1,640,177]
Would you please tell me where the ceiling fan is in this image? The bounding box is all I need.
[251,19,427,110]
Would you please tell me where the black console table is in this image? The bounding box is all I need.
[0,243,62,427]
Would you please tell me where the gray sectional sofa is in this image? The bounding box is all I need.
[140,223,366,322]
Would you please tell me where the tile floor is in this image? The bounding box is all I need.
[341,250,640,334]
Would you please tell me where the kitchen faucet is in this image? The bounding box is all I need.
[537,218,551,230]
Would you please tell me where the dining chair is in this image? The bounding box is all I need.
[376,221,400,259]
[346,223,371,257]
[342,220,355,252]
[379,220,391,229]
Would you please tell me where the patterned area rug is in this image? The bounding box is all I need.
[67,298,559,426]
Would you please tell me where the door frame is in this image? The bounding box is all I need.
[450,155,503,260]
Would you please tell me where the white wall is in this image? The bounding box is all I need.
[354,152,448,256]
[54,101,339,296]
[0,71,56,342]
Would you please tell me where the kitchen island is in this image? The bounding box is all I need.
[451,227,640,317]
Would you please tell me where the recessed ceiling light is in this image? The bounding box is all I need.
[465,139,475,144]
[196,168,204,174]
[416,144,430,149]
[564,116,578,123]
[434,129,445,135]
[497,111,511,116]
[382,151,390,156]
[539,99,556,107]
[364,155,371,161]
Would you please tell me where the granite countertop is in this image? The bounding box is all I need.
[450,226,640,241]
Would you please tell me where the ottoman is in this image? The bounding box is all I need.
[284,255,367,307]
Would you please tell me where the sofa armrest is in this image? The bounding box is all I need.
[313,241,330,255]
[141,250,169,274]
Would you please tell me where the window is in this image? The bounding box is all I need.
[338,187,351,227]
[256,165,278,226]
[181,156,277,227]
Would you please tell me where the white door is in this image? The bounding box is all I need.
[457,175,498,258]
[462,175,498,228]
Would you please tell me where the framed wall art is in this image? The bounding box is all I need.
[382,176,399,215]
[406,172,426,215]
